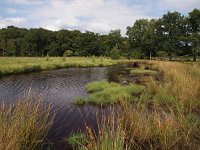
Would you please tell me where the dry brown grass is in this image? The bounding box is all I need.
[148,61,200,113]
[78,61,200,150]
[0,95,54,150]
[119,103,200,150]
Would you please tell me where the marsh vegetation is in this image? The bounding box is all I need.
[0,57,130,76]
[68,61,200,150]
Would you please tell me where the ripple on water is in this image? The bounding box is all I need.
[0,66,125,149]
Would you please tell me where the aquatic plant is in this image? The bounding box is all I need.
[86,80,145,105]
[73,97,86,105]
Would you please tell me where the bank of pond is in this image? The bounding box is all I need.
[0,61,200,150]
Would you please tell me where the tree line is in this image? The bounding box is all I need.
[0,9,199,61]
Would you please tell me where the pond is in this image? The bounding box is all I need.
[0,64,152,149]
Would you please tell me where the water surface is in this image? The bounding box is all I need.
[0,65,132,149]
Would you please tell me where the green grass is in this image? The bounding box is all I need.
[73,97,86,105]
[130,68,158,75]
[67,133,87,150]
[0,96,54,150]
[0,57,132,76]
[76,61,200,150]
[85,80,145,105]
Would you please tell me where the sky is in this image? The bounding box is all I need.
[0,0,199,35]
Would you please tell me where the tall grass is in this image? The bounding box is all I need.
[85,111,127,150]
[119,103,200,150]
[0,95,54,150]
[76,61,200,150]
[147,61,200,113]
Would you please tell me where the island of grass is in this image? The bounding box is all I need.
[130,69,158,75]
[73,80,145,105]
[126,64,159,75]
[0,57,132,76]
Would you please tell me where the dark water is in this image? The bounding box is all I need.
[0,65,134,150]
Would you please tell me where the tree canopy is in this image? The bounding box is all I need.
[0,9,199,61]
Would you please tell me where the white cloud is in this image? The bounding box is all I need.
[2,0,199,35]
[7,0,48,5]
[0,17,26,28]
[157,0,200,12]
[28,0,150,35]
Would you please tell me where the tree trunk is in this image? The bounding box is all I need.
[149,52,152,60]
[193,55,196,62]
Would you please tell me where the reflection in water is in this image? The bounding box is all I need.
[0,66,126,149]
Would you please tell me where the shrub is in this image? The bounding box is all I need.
[64,50,73,57]
[110,47,121,59]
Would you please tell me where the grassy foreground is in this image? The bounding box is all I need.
[69,61,200,150]
[0,57,131,76]
[0,96,54,150]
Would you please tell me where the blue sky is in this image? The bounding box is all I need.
[0,0,199,35]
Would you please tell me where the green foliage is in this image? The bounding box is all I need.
[0,9,200,59]
[110,47,121,59]
[64,50,73,57]
[45,53,50,61]
[130,51,144,59]
[156,51,168,58]
[67,133,87,150]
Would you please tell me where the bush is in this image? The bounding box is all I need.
[110,47,121,59]
[64,50,73,57]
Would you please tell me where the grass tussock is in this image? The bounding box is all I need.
[130,69,158,75]
[0,57,132,76]
[85,80,145,105]
[0,96,54,150]
[73,97,86,105]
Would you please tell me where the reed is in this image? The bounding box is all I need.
[78,61,200,150]
[0,95,54,150]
